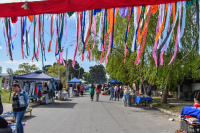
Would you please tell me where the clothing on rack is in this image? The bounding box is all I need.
[18,81,24,90]
[35,83,43,98]
[24,83,29,92]
[29,82,36,97]
[49,83,53,90]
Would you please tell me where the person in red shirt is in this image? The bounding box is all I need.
[95,84,102,102]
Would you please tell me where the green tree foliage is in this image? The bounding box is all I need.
[81,6,200,103]
[82,72,91,83]
[15,63,39,74]
[48,59,85,85]
[6,68,13,74]
[89,64,107,84]
[44,65,52,72]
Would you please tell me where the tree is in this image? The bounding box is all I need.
[6,68,13,74]
[80,6,200,103]
[15,63,39,74]
[48,59,85,86]
[44,65,52,72]
[89,64,107,84]
[82,72,91,83]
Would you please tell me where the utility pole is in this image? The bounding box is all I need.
[58,54,60,79]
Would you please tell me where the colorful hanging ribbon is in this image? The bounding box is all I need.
[168,2,182,65]
[48,14,54,52]
[135,6,152,65]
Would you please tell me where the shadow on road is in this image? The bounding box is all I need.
[36,102,77,109]
[23,116,36,122]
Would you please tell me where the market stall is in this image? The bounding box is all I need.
[79,79,89,91]
[68,78,82,96]
[135,96,153,108]
[179,106,200,132]
[13,70,61,106]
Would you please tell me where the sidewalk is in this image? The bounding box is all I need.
[2,102,40,113]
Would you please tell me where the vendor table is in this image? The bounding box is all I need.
[1,108,32,122]
[181,106,200,123]
[135,96,152,108]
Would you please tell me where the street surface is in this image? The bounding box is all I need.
[23,92,179,133]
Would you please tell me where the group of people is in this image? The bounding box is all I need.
[89,84,102,101]
[67,84,85,98]
[109,84,131,107]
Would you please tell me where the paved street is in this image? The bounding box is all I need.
[23,93,179,133]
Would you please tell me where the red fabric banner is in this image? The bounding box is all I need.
[0,0,187,17]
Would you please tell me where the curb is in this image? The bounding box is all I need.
[152,105,179,117]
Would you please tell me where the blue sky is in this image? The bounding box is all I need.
[0,13,98,73]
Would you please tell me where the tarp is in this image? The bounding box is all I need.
[79,79,88,84]
[13,70,61,82]
[68,77,82,83]
[0,0,186,17]
[108,79,122,84]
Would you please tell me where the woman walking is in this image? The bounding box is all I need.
[90,84,95,101]
[123,84,130,107]
[115,85,121,101]
[12,84,29,133]
[95,84,101,102]
[80,85,84,97]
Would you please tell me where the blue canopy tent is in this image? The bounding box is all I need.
[68,77,82,83]
[108,79,122,84]
[13,70,61,106]
[13,70,61,82]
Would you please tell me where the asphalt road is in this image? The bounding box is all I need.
[23,92,179,133]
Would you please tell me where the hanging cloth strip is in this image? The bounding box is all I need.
[134,6,152,65]
[98,11,103,51]
[152,5,162,67]
[32,15,38,61]
[123,7,134,63]
[199,0,200,53]
[20,17,25,59]
[2,19,9,56]
[88,10,96,61]
[110,8,115,53]
[72,12,80,67]
[179,1,186,48]
[131,6,138,52]
[155,4,168,41]
[119,7,129,17]
[82,11,92,61]
[36,15,41,59]
[159,2,180,65]
[48,14,54,52]
[159,3,172,65]
[168,1,182,65]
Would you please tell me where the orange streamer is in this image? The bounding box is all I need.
[48,15,54,52]
[155,3,168,41]
[28,15,33,22]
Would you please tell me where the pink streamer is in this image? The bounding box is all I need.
[106,34,112,63]
[160,4,173,65]
[72,13,80,67]
[88,12,96,60]
[60,51,66,66]
[10,23,17,41]
[2,23,8,56]
[152,5,162,67]
[169,2,182,65]
[36,15,40,59]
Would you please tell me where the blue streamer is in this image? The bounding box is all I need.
[94,9,102,15]
[179,1,186,49]
[82,11,86,50]
[111,8,115,53]
[160,3,171,51]
[164,2,180,51]
[8,18,14,50]
[102,10,106,49]
[133,6,143,52]
[125,7,134,53]
[22,17,25,45]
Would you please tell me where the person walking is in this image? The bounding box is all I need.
[123,84,130,107]
[69,84,73,98]
[147,83,152,97]
[12,84,29,133]
[90,84,95,101]
[115,85,121,101]
[80,85,84,97]
[95,85,101,102]
[77,84,80,96]
[109,84,115,101]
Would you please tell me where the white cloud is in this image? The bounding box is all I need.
[0,60,42,67]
